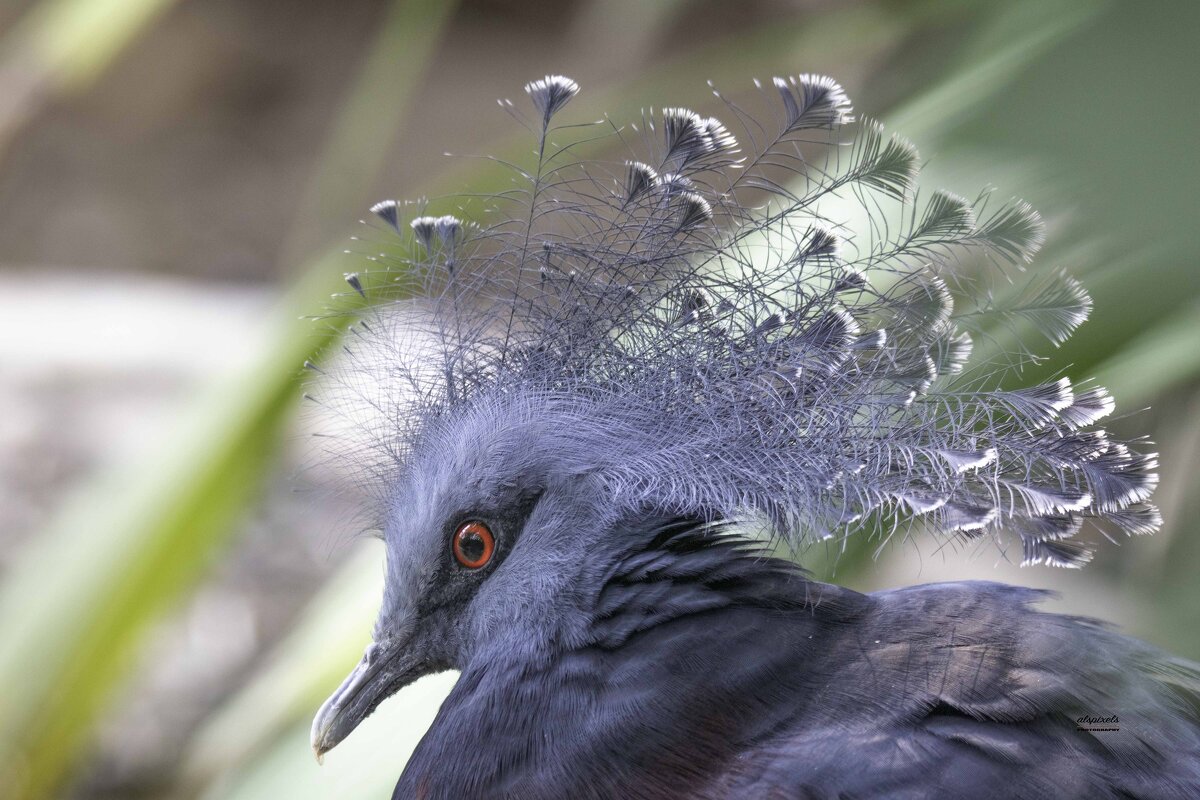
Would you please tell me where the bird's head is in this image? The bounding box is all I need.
[310,391,623,758]
[308,74,1160,759]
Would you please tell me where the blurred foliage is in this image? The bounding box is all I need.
[0,0,1196,797]
[0,0,178,158]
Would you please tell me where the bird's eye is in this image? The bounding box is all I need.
[453,521,495,569]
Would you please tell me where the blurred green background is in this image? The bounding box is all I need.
[0,0,1197,797]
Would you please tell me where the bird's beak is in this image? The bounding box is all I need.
[310,635,422,761]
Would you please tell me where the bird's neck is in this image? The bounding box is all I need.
[396,522,872,799]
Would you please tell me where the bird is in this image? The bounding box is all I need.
[306,74,1200,798]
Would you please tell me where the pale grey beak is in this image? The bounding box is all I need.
[310,636,421,761]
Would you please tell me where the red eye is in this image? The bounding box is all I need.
[453,521,495,569]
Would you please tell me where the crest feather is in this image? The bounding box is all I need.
[315,75,1159,567]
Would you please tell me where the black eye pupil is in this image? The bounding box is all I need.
[459,532,485,562]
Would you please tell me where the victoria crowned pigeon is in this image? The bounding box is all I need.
[308,75,1200,798]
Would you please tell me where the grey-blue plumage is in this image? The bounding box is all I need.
[307,75,1199,798]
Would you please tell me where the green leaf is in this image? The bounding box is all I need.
[203,673,459,800]
[0,0,458,794]
[1090,301,1200,408]
[180,542,385,793]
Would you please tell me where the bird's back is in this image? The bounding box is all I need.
[708,580,1200,799]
